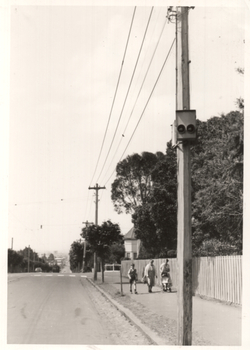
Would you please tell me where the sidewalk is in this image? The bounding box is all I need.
[87,271,242,346]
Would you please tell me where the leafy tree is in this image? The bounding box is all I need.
[48,253,55,262]
[69,240,84,272]
[193,238,240,257]
[137,242,154,259]
[191,111,243,255]
[81,220,122,282]
[16,246,42,272]
[18,246,30,259]
[112,108,243,258]
[8,249,24,272]
[131,111,243,257]
[235,67,244,112]
[132,143,177,258]
[111,152,164,214]
[108,241,125,264]
[133,204,160,257]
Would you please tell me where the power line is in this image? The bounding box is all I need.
[96,7,154,184]
[9,211,82,229]
[104,37,176,186]
[89,7,137,187]
[8,211,36,231]
[99,13,168,185]
[118,38,176,162]
[9,196,89,206]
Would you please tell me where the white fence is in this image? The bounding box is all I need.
[121,255,242,305]
[104,263,121,271]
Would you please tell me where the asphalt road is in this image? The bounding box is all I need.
[8,273,113,344]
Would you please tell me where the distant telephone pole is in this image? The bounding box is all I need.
[28,245,30,273]
[82,220,93,227]
[82,220,93,272]
[88,184,105,280]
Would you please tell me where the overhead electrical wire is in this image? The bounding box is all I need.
[95,7,154,184]
[89,7,137,187]
[9,196,89,206]
[104,37,176,186]
[9,210,35,231]
[99,13,168,185]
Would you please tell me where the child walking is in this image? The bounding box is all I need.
[128,263,138,294]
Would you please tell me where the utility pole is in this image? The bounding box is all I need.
[88,184,105,280]
[11,237,13,250]
[174,6,196,345]
[28,245,30,273]
[82,220,93,272]
[34,251,36,271]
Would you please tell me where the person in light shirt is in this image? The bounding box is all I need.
[160,259,172,292]
[144,260,157,293]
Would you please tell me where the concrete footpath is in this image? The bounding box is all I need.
[87,271,242,346]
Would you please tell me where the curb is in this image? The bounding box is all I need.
[86,277,167,346]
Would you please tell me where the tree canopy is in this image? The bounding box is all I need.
[69,240,84,272]
[8,247,54,273]
[81,220,122,256]
[81,220,123,281]
[112,110,243,257]
[111,151,164,214]
[132,143,177,257]
[191,111,243,255]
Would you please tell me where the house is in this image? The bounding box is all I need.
[124,227,140,260]
[54,257,65,266]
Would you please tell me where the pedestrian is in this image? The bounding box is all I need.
[144,260,157,293]
[127,263,138,294]
[160,259,172,292]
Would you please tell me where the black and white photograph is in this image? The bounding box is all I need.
[1,0,249,348]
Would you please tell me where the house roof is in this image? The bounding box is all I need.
[124,227,136,240]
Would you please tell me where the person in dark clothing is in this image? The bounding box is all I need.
[128,263,138,294]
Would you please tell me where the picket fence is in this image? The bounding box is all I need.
[121,255,242,305]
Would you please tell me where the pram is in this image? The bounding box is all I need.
[161,272,172,292]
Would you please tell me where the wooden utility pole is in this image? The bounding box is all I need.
[82,220,93,272]
[34,251,36,271]
[88,184,105,280]
[175,6,195,345]
[28,245,30,273]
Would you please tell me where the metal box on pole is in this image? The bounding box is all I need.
[176,110,196,141]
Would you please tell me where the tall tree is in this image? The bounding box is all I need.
[8,249,24,273]
[69,240,84,272]
[132,143,177,258]
[111,152,163,214]
[108,242,125,264]
[132,111,243,257]
[191,111,243,255]
[81,220,122,282]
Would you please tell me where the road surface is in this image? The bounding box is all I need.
[7,273,152,345]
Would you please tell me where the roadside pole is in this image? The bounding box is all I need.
[28,245,30,273]
[88,184,105,281]
[82,221,93,272]
[120,265,124,296]
[175,6,195,345]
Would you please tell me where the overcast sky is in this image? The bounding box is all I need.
[2,0,247,255]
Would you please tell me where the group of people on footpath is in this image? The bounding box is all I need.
[127,259,172,294]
